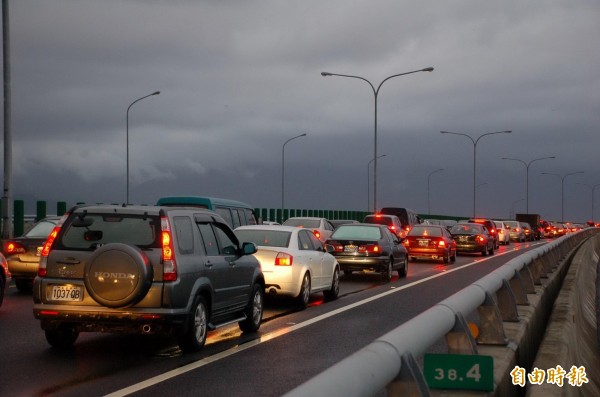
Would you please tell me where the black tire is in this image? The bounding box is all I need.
[0,274,5,307]
[343,270,353,277]
[398,255,408,278]
[45,324,79,348]
[443,251,449,264]
[15,279,32,293]
[382,260,393,282]
[323,267,339,302]
[239,284,263,333]
[296,273,311,309]
[488,245,494,255]
[481,247,488,256]
[409,256,416,262]
[450,250,457,262]
[178,296,208,353]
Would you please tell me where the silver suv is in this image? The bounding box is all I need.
[33,205,265,352]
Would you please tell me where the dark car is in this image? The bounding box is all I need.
[3,216,61,292]
[33,205,265,352]
[0,253,10,308]
[363,214,404,238]
[450,223,495,256]
[520,222,534,241]
[402,225,457,264]
[325,223,408,282]
[467,218,499,249]
[379,207,422,236]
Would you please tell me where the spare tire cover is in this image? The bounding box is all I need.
[84,243,153,308]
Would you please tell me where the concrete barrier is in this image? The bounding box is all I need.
[527,234,600,397]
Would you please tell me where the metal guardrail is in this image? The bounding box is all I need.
[284,228,599,397]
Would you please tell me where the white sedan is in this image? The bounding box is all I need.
[234,225,340,308]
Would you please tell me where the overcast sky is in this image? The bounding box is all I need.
[3,0,600,222]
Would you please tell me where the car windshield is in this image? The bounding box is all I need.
[450,224,483,234]
[330,225,382,240]
[25,219,58,238]
[283,218,320,228]
[59,214,160,249]
[234,229,291,248]
[408,226,442,237]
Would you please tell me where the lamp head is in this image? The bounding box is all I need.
[321,72,331,77]
[422,67,434,72]
[151,91,160,95]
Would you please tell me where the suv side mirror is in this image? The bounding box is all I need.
[241,242,257,255]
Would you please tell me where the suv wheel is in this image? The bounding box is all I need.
[323,267,339,301]
[398,255,408,277]
[45,324,79,348]
[239,284,263,333]
[178,296,208,352]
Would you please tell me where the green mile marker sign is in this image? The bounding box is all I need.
[424,353,494,391]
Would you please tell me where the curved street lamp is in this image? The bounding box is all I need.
[368,155,387,212]
[281,133,307,222]
[501,156,555,213]
[427,168,444,215]
[126,91,160,204]
[541,171,584,222]
[322,67,434,212]
[440,130,512,217]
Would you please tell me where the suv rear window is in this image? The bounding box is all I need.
[59,214,160,250]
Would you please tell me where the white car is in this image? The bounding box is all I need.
[282,217,335,243]
[493,220,511,245]
[234,225,340,308]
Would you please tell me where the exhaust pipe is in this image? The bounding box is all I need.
[142,324,152,334]
[269,288,278,295]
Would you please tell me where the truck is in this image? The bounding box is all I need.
[515,213,542,240]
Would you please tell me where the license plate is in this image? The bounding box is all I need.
[459,236,468,242]
[50,285,83,302]
[418,239,429,247]
[344,244,357,253]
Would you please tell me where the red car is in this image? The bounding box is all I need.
[402,225,456,263]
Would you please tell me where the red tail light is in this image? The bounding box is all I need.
[313,230,321,239]
[489,228,496,234]
[476,235,486,243]
[332,244,344,252]
[358,244,380,253]
[402,239,410,247]
[4,241,26,254]
[437,240,446,247]
[275,252,293,266]
[161,216,178,282]
[38,213,69,277]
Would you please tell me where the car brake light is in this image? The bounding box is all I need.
[332,245,344,252]
[4,241,26,254]
[38,213,68,277]
[275,252,293,266]
[313,230,321,239]
[476,235,486,243]
[375,213,382,218]
[358,244,379,253]
[161,216,178,282]
[438,240,446,247]
[490,228,496,234]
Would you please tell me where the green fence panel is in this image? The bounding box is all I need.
[36,201,47,222]
[14,200,25,237]
[57,202,67,216]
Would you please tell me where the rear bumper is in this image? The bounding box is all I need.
[335,256,388,272]
[455,243,486,253]
[407,248,446,259]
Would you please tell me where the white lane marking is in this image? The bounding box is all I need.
[106,244,540,396]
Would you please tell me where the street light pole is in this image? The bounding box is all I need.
[501,156,555,213]
[541,171,584,222]
[427,168,444,215]
[440,130,512,217]
[126,91,160,204]
[322,67,434,212]
[281,133,306,222]
[368,155,387,212]
[574,183,600,222]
